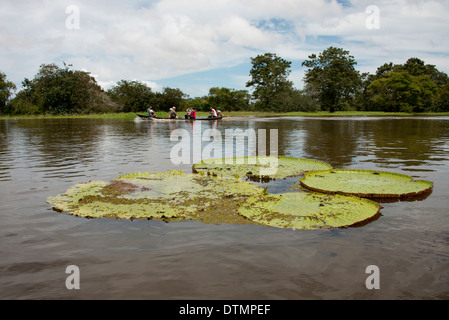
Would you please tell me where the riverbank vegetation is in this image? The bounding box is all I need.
[2,110,449,121]
[1,46,449,116]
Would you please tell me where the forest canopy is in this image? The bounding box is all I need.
[1,47,448,115]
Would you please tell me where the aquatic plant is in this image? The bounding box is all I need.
[237,192,382,230]
[47,169,385,230]
[47,171,264,224]
[47,158,434,230]
[300,169,433,199]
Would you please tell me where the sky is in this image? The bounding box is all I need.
[1,0,449,98]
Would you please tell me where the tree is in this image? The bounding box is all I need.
[367,71,438,112]
[302,47,361,112]
[184,96,210,112]
[153,87,187,111]
[207,87,250,112]
[8,63,120,115]
[361,58,447,112]
[436,83,449,112]
[107,80,155,112]
[398,58,449,87]
[0,72,16,114]
[246,53,293,110]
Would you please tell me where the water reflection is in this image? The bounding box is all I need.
[2,117,449,182]
[366,119,449,170]
[0,120,13,181]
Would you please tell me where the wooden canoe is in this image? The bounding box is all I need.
[135,114,223,121]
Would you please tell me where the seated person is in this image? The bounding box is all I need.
[208,107,217,118]
[169,107,178,119]
[185,108,192,119]
[147,106,157,118]
[185,108,197,119]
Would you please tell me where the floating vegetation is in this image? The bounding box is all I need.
[237,192,382,230]
[300,169,433,199]
[192,156,333,181]
[46,171,264,224]
[47,158,434,230]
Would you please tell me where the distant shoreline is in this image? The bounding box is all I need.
[2,111,449,120]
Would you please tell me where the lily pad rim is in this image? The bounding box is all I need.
[300,169,434,199]
[192,155,333,167]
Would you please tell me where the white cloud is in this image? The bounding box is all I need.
[1,0,448,96]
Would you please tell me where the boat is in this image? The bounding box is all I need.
[135,114,223,121]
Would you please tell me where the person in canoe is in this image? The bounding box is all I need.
[208,107,217,118]
[185,108,191,119]
[185,108,196,120]
[147,106,157,118]
[169,107,178,119]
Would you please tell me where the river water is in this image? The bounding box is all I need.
[0,116,448,300]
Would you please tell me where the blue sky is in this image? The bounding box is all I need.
[1,0,449,98]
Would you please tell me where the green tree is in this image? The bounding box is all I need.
[246,53,293,111]
[278,89,320,113]
[184,96,210,112]
[360,57,446,112]
[207,87,250,112]
[367,71,438,112]
[154,87,187,111]
[0,72,16,114]
[302,47,361,112]
[435,83,449,112]
[398,58,449,87]
[107,80,155,112]
[8,63,119,115]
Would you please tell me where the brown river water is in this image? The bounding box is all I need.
[0,116,448,300]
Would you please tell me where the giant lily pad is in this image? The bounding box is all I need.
[300,169,433,199]
[237,192,382,230]
[47,169,384,229]
[192,156,333,181]
[47,170,265,224]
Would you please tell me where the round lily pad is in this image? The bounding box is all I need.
[47,170,265,224]
[237,192,382,230]
[300,169,433,199]
[192,156,333,181]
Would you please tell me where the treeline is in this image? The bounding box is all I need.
[299,47,449,113]
[1,47,448,115]
[0,63,254,115]
[1,64,120,115]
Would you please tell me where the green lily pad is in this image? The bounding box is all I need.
[237,192,382,230]
[192,156,333,181]
[47,170,265,224]
[300,169,433,199]
[47,169,384,229]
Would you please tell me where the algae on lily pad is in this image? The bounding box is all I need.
[192,156,333,181]
[237,192,382,230]
[300,169,433,199]
[47,170,265,224]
